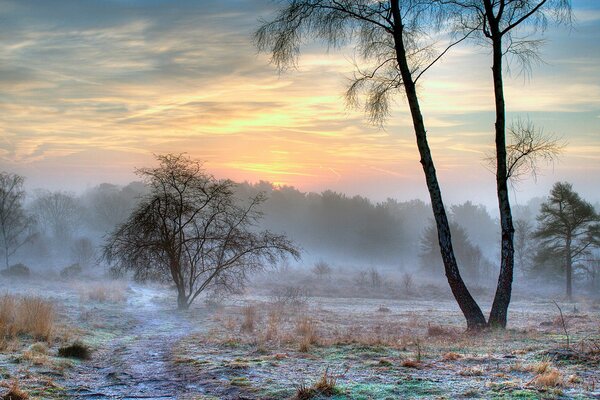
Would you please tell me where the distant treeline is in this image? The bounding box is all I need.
[7,177,548,283]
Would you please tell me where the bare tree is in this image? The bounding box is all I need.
[441,0,572,327]
[0,172,35,268]
[103,154,300,310]
[256,0,487,328]
[312,260,332,278]
[32,190,83,244]
[513,218,535,275]
[71,237,96,268]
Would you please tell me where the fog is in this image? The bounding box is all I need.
[6,175,597,300]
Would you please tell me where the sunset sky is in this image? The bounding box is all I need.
[1,0,599,210]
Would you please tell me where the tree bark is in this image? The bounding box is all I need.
[488,32,515,329]
[177,288,190,310]
[390,0,487,330]
[565,236,572,301]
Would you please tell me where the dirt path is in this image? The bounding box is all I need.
[61,286,244,400]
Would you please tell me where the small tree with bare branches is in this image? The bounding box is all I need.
[0,172,35,269]
[103,154,300,310]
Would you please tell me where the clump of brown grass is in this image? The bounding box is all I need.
[427,324,453,337]
[531,369,563,388]
[295,368,341,399]
[296,316,318,352]
[0,295,54,341]
[527,360,552,375]
[21,342,50,365]
[263,308,281,341]
[442,351,462,361]
[2,380,28,400]
[79,282,126,303]
[401,359,420,369]
[459,366,484,376]
[241,305,257,333]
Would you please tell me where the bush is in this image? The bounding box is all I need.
[60,263,82,279]
[58,342,90,360]
[0,264,30,279]
[312,261,332,278]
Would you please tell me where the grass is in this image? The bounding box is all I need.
[1,380,28,400]
[78,281,127,303]
[295,369,342,399]
[241,305,257,333]
[0,295,54,341]
[530,369,563,388]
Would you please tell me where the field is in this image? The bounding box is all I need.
[0,274,598,400]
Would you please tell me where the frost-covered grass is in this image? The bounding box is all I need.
[0,277,598,399]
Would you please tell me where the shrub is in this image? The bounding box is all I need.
[58,342,90,360]
[312,261,332,278]
[0,264,30,279]
[60,263,82,279]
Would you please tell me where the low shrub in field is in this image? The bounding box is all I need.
[60,263,82,279]
[0,264,30,279]
[58,342,90,360]
[0,295,54,341]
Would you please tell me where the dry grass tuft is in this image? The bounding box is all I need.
[531,369,563,388]
[442,351,462,361]
[401,359,420,368]
[295,369,341,399]
[78,282,127,303]
[528,360,552,374]
[241,305,257,333]
[296,316,319,352]
[2,380,28,400]
[459,366,485,376]
[427,324,455,337]
[0,295,54,341]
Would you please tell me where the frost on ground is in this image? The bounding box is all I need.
[0,278,598,400]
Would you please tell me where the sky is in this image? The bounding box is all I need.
[0,0,599,211]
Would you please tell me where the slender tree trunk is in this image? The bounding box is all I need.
[488,34,515,329]
[390,0,486,330]
[3,243,8,269]
[565,236,572,301]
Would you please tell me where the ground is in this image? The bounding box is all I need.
[0,277,598,399]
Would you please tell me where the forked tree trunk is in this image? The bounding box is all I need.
[177,288,190,310]
[390,0,487,330]
[488,32,516,329]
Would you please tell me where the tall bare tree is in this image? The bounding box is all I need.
[255,0,487,328]
[103,154,299,310]
[0,172,34,268]
[441,0,571,327]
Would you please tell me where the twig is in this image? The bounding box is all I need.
[552,301,570,350]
